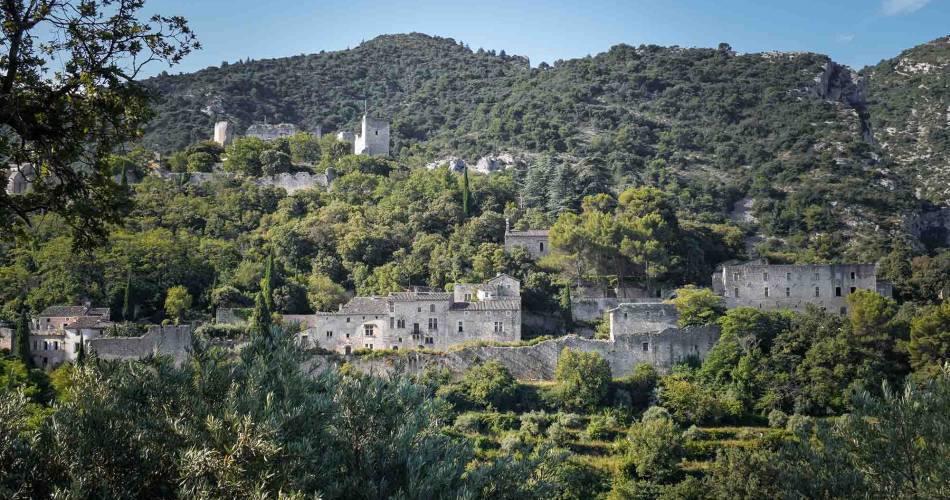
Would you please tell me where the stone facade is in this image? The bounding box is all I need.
[712,262,892,314]
[29,305,113,369]
[327,302,719,379]
[213,121,233,146]
[504,225,550,259]
[0,323,11,351]
[285,275,521,354]
[5,164,36,195]
[353,114,390,157]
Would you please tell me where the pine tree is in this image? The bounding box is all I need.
[461,166,471,218]
[122,267,132,321]
[14,309,32,368]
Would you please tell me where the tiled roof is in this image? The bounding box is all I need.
[450,299,520,311]
[339,296,390,314]
[38,306,89,317]
[389,292,452,302]
[506,230,549,237]
[64,316,114,329]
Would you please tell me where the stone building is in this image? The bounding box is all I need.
[353,114,390,157]
[285,275,521,354]
[503,222,550,259]
[28,305,192,368]
[29,305,113,368]
[336,302,719,379]
[213,121,233,146]
[0,321,11,351]
[712,262,893,315]
[245,123,299,141]
[4,164,36,195]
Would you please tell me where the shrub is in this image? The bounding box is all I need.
[453,412,487,434]
[459,361,518,410]
[785,414,814,434]
[641,405,672,423]
[520,410,553,437]
[768,409,789,429]
[546,422,572,446]
[617,411,684,483]
[682,424,707,442]
[669,285,724,327]
[483,412,519,434]
[556,412,585,429]
[585,411,620,441]
[554,348,611,411]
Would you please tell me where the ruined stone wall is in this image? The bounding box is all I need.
[503,233,549,259]
[334,326,719,380]
[256,172,329,194]
[88,325,192,365]
[608,302,678,338]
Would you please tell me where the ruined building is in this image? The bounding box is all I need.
[336,114,390,157]
[245,123,300,141]
[712,262,893,315]
[503,222,550,259]
[212,121,233,146]
[285,275,521,353]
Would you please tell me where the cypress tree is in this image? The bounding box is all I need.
[14,309,32,368]
[120,165,128,187]
[461,166,471,218]
[261,253,275,312]
[76,332,86,366]
[250,290,272,339]
[122,267,132,321]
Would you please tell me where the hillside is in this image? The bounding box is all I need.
[143,33,950,261]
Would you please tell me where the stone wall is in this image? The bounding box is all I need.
[88,325,192,365]
[0,327,11,351]
[503,230,549,259]
[256,172,329,194]
[333,325,719,380]
[608,302,678,337]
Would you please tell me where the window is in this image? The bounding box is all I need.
[763,272,769,281]
[326,330,333,338]
[764,287,770,297]
[642,342,649,352]
[425,337,434,345]
[464,293,471,301]
[493,322,504,333]
[734,287,739,298]
[417,307,422,313]
[413,323,420,334]
[840,307,847,315]
[364,344,373,350]
[539,242,544,252]
[398,337,402,342]
[732,272,740,281]
[392,346,398,350]
[344,346,352,355]
[390,317,394,329]
[850,287,856,294]
[428,318,438,330]
[345,333,350,339]
[389,303,394,313]
[54,341,59,351]
[429,304,435,313]
[458,321,464,333]
[785,287,791,297]
[624,312,628,319]
[850,272,856,280]
[346,317,350,323]
[397,319,405,328]
[364,325,375,336]
[835,287,842,297]
[815,287,821,297]
[786,272,791,280]
[43,341,48,351]
[300,334,309,346]
[814,272,820,281]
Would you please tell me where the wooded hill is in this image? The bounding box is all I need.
[142,33,950,261]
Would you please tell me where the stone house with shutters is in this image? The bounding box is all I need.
[30,305,113,369]
[285,274,521,354]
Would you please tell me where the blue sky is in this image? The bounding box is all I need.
[143,0,948,77]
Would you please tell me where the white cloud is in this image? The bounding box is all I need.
[881,0,932,15]
[836,33,856,43]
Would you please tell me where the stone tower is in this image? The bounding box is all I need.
[213,121,233,146]
[354,114,390,157]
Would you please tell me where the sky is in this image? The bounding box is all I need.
[142,0,949,77]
